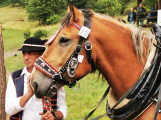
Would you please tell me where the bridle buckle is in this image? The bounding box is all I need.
[84,41,92,51]
[75,44,82,54]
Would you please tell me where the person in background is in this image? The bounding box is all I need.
[149,4,158,23]
[137,3,148,28]
[118,17,126,23]
[128,7,136,25]
[5,37,68,120]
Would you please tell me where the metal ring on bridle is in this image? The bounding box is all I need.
[52,73,62,79]
[75,44,82,54]
[84,41,92,51]
[72,81,80,90]
[69,82,76,88]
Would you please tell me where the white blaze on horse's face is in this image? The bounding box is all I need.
[30,3,92,98]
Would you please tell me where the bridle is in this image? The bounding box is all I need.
[34,13,95,119]
[34,12,95,95]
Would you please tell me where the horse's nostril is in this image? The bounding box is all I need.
[32,82,38,92]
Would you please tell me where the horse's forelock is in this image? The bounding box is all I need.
[61,9,94,26]
[61,12,72,26]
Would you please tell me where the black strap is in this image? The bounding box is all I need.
[83,86,110,120]
[83,13,95,72]
[51,110,59,120]
[154,63,161,120]
[43,110,59,120]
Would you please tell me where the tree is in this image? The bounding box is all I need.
[86,0,122,16]
[7,0,20,6]
[0,26,6,120]
[69,0,89,9]
[142,0,158,8]
[25,0,67,24]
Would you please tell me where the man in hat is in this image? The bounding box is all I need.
[5,37,68,120]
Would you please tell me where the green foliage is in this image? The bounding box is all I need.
[0,1,9,7]
[7,0,26,7]
[142,0,158,9]
[33,29,48,38]
[46,14,60,25]
[7,0,20,6]
[23,29,31,39]
[20,0,27,7]
[25,0,67,24]
[69,0,89,9]
[86,0,122,16]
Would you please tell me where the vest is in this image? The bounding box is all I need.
[10,69,57,120]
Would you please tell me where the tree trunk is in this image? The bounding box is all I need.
[137,0,142,8]
[158,0,161,9]
[0,26,6,120]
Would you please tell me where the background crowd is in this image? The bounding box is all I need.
[119,3,158,28]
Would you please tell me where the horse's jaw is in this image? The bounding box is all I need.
[31,69,54,98]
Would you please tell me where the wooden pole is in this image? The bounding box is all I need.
[0,26,6,120]
[158,0,161,9]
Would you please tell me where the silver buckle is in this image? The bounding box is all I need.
[84,41,92,51]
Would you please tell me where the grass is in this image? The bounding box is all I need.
[5,54,24,73]
[64,73,110,120]
[2,29,25,52]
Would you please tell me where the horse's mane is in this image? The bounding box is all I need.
[62,9,155,62]
[129,25,155,62]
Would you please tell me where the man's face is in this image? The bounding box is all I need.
[131,8,134,12]
[139,4,143,8]
[23,51,41,71]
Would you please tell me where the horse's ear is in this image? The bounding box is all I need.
[68,2,82,22]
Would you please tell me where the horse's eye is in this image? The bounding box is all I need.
[59,37,70,43]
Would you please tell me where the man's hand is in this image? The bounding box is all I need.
[27,74,34,97]
[40,111,55,120]
[20,74,34,107]
[39,110,63,120]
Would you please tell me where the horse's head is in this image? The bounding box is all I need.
[31,3,95,98]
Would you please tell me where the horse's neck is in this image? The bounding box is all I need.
[92,17,145,98]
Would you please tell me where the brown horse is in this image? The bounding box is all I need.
[31,3,161,120]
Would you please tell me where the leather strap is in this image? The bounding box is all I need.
[154,64,161,120]
[83,86,110,120]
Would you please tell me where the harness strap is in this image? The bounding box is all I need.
[83,13,95,72]
[154,64,161,120]
[153,24,161,120]
[83,86,110,120]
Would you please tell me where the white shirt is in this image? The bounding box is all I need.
[5,67,68,120]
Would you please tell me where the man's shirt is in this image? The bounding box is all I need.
[5,67,68,120]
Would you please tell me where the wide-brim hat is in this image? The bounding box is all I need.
[18,37,46,51]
